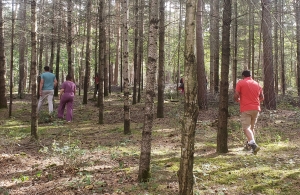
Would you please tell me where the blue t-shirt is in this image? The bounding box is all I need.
[41,72,56,90]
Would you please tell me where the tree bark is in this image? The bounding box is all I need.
[261,0,276,109]
[122,0,130,134]
[178,0,199,194]
[83,0,92,104]
[18,0,27,99]
[296,0,300,96]
[196,0,207,110]
[30,0,38,140]
[138,0,159,182]
[157,0,165,118]
[0,0,7,109]
[217,0,231,154]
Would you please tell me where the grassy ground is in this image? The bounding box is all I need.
[0,92,299,195]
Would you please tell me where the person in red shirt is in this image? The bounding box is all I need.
[234,70,264,155]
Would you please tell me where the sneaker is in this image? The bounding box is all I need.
[244,141,252,151]
[249,143,260,155]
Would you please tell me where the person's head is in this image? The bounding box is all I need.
[66,74,72,81]
[44,66,50,72]
[242,70,251,77]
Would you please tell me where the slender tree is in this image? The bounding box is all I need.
[8,0,15,114]
[138,0,159,182]
[261,0,276,109]
[157,0,165,118]
[178,0,199,193]
[196,0,207,110]
[113,0,121,86]
[83,0,92,104]
[122,0,130,134]
[18,0,27,99]
[54,0,62,97]
[0,0,6,109]
[133,0,139,105]
[30,0,38,140]
[210,0,220,94]
[217,0,231,153]
[137,0,145,103]
[67,0,73,78]
[297,0,300,96]
[232,0,237,91]
[98,0,105,124]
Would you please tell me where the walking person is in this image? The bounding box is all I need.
[234,70,264,155]
[57,74,76,122]
[37,66,57,114]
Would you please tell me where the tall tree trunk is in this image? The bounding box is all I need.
[93,15,98,100]
[232,0,237,91]
[279,0,285,95]
[0,0,6,109]
[18,0,27,99]
[296,1,300,96]
[54,0,62,97]
[83,0,92,104]
[217,0,231,154]
[274,0,279,94]
[261,0,276,110]
[157,0,165,118]
[178,0,199,193]
[122,0,130,134]
[133,0,139,105]
[98,0,105,124]
[67,0,73,78]
[210,0,220,94]
[49,1,55,71]
[30,0,38,140]
[114,0,120,86]
[9,0,15,115]
[138,0,159,182]
[196,0,207,110]
[137,0,145,103]
[177,0,182,97]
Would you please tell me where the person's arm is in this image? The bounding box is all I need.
[54,78,58,88]
[59,88,64,99]
[39,79,44,96]
[259,91,264,102]
[234,91,240,102]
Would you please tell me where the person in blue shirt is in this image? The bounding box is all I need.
[37,66,57,114]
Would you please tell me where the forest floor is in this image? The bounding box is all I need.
[0,88,300,195]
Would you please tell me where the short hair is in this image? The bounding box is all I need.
[242,70,251,77]
[66,74,72,81]
[44,66,50,71]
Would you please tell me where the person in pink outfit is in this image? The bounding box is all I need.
[57,74,76,122]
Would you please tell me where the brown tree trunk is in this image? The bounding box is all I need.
[232,0,237,91]
[122,0,130,134]
[261,0,276,110]
[30,0,38,140]
[83,0,92,104]
[178,0,199,194]
[196,0,207,110]
[217,0,231,154]
[114,0,121,86]
[274,0,279,94]
[279,0,285,95]
[0,0,7,109]
[98,0,105,124]
[296,1,300,96]
[133,0,139,105]
[210,0,220,94]
[18,0,27,99]
[157,0,165,118]
[137,0,145,103]
[67,0,73,78]
[54,0,62,97]
[9,0,15,115]
[138,0,159,182]
[49,1,55,71]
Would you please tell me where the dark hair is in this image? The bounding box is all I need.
[66,74,72,81]
[44,66,50,71]
[242,70,251,77]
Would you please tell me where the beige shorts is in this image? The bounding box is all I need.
[241,110,259,130]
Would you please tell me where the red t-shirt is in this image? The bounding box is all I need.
[235,77,262,112]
